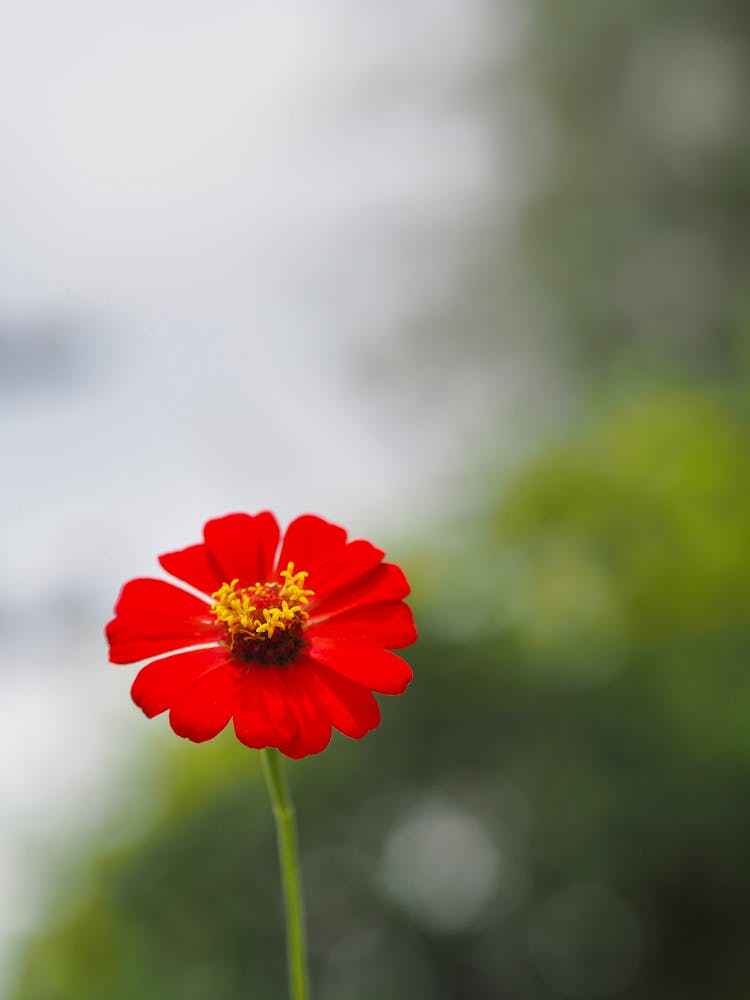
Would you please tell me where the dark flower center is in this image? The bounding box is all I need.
[209,564,313,667]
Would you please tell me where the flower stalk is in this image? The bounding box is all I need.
[261,748,311,1000]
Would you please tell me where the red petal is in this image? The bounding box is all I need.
[254,511,282,580]
[131,646,231,718]
[275,514,347,577]
[114,578,211,618]
[203,512,280,587]
[158,543,225,597]
[307,601,417,649]
[168,666,238,742]
[233,668,297,749]
[307,662,381,739]
[107,613,220,664]
[306,639,413,695]
[308,540,384,602]
[276,664,332,759]
[309,562,410,619]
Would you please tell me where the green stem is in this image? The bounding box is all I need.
[261,748,311,1000]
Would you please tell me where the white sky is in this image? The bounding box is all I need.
[0,0,499,986]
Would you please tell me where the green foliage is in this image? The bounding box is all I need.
[498,389,750,641]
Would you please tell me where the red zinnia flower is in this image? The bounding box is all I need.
[106,512,416,758]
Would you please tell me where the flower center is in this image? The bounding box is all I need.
[210,563,314,665]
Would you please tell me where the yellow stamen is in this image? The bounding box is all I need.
[210,564,314,648]
[279,562,315,605]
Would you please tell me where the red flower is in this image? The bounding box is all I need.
[106,513,416,758]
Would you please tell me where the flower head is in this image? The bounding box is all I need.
[106,513,416,758]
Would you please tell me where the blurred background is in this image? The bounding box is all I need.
[3,1,750,997]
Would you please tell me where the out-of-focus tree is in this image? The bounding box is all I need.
[395,0,750,395]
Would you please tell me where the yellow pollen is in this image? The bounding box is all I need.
[210,563,314,646]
